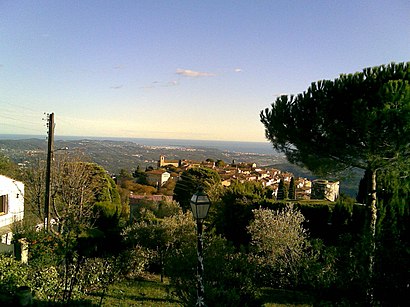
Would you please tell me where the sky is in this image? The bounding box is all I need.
[1,1,409,142]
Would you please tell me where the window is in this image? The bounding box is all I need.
[0,195,8,214]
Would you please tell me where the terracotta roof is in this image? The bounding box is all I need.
[147,170,168,175]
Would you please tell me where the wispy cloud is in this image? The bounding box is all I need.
[176,69,215,77]
[110,85,123,89]
[234,68,242,73]
[140,80,179,90]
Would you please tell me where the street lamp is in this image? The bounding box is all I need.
[190,188,211,307]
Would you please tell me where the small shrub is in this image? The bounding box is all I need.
[0,255,60,302]
[0,255,30,296]
[117,246,152,278]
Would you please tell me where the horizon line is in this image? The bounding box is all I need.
[0,133,270,144]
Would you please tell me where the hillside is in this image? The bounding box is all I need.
[0,138,360,196]
[0,138,284,173]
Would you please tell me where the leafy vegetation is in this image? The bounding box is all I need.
[173,167,222,211]
[0,62,408,306]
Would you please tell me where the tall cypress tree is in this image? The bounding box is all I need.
[277,179,288,200]
[288,177,296,199]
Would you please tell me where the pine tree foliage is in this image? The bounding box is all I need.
[260,62,410,175]
[260,62,410,302]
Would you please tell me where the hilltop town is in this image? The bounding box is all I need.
[142,155,340,202]
[0,138,345,199]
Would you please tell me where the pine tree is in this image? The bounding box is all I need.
[261,62,410,303]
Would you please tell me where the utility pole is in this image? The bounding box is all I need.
[44,112,54,231]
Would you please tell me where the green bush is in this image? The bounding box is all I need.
[0,255,60,301]
[117,246,152,278]
[0,255,30,296]
[165,235,260,306]
[29,265,60,301]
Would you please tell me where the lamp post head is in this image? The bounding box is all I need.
[190,187,211,220]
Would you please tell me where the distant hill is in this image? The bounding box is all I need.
[0,137,284,172]
[0,138,361,197]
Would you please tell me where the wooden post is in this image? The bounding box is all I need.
[44,113,54,231]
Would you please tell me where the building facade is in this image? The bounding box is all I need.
[311,179,339,201]
[0,175,24,245]
[146,170,171,187]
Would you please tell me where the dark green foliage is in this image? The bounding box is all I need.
[87,163,122,228]
[133,166,148,184]
[260,62,410,175]
[215,180,366,248]
[261,62,410,303]
[173,167,221,211]
[373,169,410,304]
[288,177,296,199]
[277,179,288,200]
[0,153,20,179]
[215,181,268,247]
[118,169,133,181]
[353,168,410,304]
[215,159,226,167]
[356,169,371,204]
[216,195,254,248]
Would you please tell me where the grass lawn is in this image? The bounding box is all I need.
[85,274,319,307]
[87,274,181,306]
[259,288,315,307]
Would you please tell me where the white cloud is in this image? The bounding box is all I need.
[234,68,242,73]
[176,69,215,77]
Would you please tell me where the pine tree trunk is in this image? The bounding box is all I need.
[367,169,377,304]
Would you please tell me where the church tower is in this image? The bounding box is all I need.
[159,155,165,167]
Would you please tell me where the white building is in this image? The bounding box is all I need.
[146,170,171,187]
[0,175,24,245]
[311,179,339,202]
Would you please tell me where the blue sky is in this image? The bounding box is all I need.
[1,1,409,142]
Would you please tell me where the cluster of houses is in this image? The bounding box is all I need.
[144,155,340,201]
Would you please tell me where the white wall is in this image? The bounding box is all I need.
[0,175,25,230]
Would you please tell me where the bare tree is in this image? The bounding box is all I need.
[23,152,107,303]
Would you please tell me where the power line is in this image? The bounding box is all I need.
[0,122,44,134]
[0,100,43,115]
[0,114,41,126]
[0,101,49,135]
